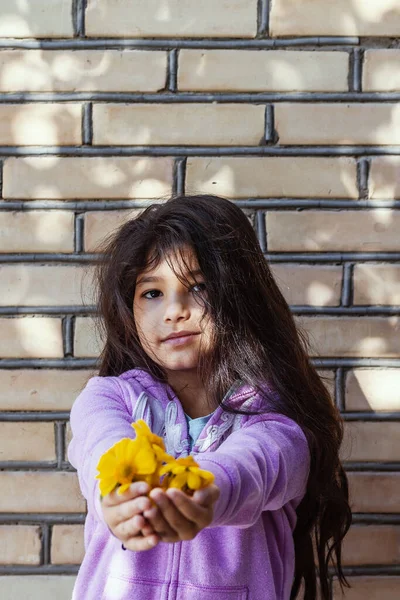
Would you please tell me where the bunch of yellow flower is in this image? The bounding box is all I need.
[96,419,214,497]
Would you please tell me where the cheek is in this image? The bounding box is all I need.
[133,303,158,347]
[133,301,147,338]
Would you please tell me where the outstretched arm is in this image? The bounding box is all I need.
[67,376,138,522]
[144,415,309,537]
[195,415,310,528]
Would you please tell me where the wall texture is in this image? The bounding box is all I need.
[0,1,399,598]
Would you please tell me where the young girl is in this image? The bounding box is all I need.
[68,194,351,600]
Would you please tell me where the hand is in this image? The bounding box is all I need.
[101,482,160,551]
[142,483,220,543]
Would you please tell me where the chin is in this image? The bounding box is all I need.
[160,355,198,370]
[165,362,198,371]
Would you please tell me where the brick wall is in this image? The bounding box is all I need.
[0,1,399,598]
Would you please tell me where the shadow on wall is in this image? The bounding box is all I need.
[269,0,400,37]
[0,1,398,415]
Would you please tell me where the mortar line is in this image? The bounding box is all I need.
[264,104,276,144]
[55,422,66,467]
[82,102,93,145]
[62,316,74,357]
[357,158,370,200]
[257,0,270,37]
[341,263,354,307]
[335,368,345,411]
[167,49,178,92]
[74,213,85,253]
[256,211,267,253]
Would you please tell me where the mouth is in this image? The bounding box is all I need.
[162,332,200,346]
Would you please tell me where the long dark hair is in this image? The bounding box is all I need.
[94,194,352,599]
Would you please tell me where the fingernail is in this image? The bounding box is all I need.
[148,537,157,547]
[166,489,178,499]
[132,483,148,494]
[150,489,163,501]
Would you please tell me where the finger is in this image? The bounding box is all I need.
[115,513,152,541]
[150,489,198,541]
[124,534,160,552]
[104,495,152,532]
[140,521,156,537]
[143,504,179,542]
[115,496,153,525]
[166,488,211,528]
[193,484,220,507]
[102,482,150,507]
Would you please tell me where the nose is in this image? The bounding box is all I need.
[163,293,190,323]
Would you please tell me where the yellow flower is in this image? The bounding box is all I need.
[160,455,215,495]
[96,436,158,496]
[132,419,165,451]
[132,419,174,487]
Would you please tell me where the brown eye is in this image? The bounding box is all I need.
[142,290,162,299]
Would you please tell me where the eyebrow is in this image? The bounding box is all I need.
[136,269,203,286]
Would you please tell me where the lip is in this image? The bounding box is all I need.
[162,331,200,345]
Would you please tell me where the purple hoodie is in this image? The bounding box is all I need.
[68,369,310,600]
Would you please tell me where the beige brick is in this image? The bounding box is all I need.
[93,104,264,146]
[179,50,348,92]
[0,265,95,306]
[342,422,400,462]
[364,50,400,92]
[270,0,400,37]
[0,50,167,92]
[3,157,173,200]
[370,157,400,200]
[343,526,400,566]
[0,211,74,253]
[74,317,103,358]
[51,525,85,564]
[86,0,257,38]
[0,0,73,38]
[0,104,81,146]
[66,422,73,447]
[271,265,342,306]
[186,157,357,199]
[275,104,400,145]
[266,210,400,252]
[354,264,400,306]
[0,525,41,565]
[298,316,400,358]
[0,317,63,358]
[85,209,142,251]
[348,472,400,513]
[0,370,92,411]
[346,369,400,412]
[0,422,55,461]
[0,576,76,600]
[0,472,85,512]
[333,577,400,600]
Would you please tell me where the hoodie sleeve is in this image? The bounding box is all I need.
[67,376,136,523]
[195,414,310,529]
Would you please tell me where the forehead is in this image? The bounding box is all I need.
[138,245,200,279]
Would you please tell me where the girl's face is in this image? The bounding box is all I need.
[133,246,212,377]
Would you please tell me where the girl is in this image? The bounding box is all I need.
[68,194,351,600]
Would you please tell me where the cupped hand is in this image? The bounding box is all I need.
[101,481,160,551]
[143,483,220,543]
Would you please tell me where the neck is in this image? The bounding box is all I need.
[166,370,213,419]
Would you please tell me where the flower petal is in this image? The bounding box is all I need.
[170,472,187,489]
[171,465,186,475]
[117,483,131,495]
[99,478,118,496]
[197,469,215,484]
[187,471,201,490]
